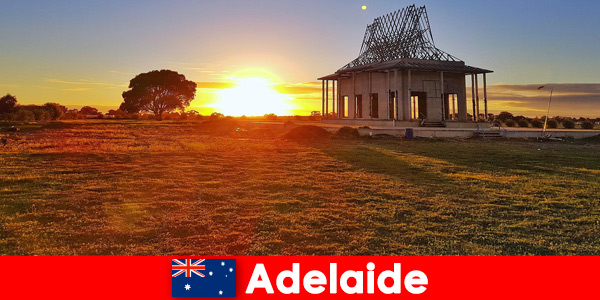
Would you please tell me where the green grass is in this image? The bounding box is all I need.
[1,121,599,255]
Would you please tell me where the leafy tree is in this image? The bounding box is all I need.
[15,109,35,122]
[32,108,51,121]
[0,94,18,114]
[264,113,278,120]
[210,112,224,120]
[80,106,99,115]
[44,102,67,120]
[120,70,197,120]
[496,111,514,122]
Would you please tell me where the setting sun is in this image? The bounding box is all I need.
[215,77,292,116]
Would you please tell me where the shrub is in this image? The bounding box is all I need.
[547,119,558,129]
[530,119,543,128]
[562,120,575,129]
[581,121,594,130]
[491,119,503,126]
[517,119,529,128]
[504,119,516,127]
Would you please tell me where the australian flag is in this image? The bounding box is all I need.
[172,259,236,298]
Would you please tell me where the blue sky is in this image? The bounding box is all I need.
[1,0,599,116]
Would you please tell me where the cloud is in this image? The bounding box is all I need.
[195,82,236,89]
[62,88,92,92]
[45,78,126,88]
[274,82,322,95]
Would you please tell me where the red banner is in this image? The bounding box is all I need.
[0,257,598,299]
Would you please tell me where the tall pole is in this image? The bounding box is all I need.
[543,88,554,133]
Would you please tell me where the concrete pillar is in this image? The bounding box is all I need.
[394,70,400,120]
[457,75,468,122]
[475,74,480,122]
[440,71,445,121]
[352,73,356,119]
[332,79,336,117]
[321,80,325,118]
[483,73,488,121]
[407,69,412,120]
[368,72,372,119]
[387,71,391,120]
[471,74,476,122]
[325,80,329,119]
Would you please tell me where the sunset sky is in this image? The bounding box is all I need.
[1,0,599,117]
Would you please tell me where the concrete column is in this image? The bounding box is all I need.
[321,80,325,118]
[369,72,372,119]
[394,70,400,120]
[407,69,412,120]
[440,71,445,121]
[325,80,329,119]
[387,71,391,120]
[483,73,488,121]
[471,74,476,122]
[332,79,336,117]
[457,75,468,122]
[475,74,480,121]
[352,73,356,119]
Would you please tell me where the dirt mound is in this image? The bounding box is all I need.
[282,125,331,141]
[196,118,242,134]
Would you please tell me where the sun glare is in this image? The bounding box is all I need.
[215,77,292,116]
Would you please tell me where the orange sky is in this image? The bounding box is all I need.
[1,1,599,118]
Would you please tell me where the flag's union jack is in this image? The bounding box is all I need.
[172,259,206,278]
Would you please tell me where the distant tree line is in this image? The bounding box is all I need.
[0,94,67,122]
[487,111,598,130]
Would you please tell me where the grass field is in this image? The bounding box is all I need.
[1,120,599,255]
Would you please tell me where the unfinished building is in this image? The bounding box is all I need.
[318,5,492,127]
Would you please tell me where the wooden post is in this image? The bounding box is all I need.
[483,73,488,121]
[471,74,476,122]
